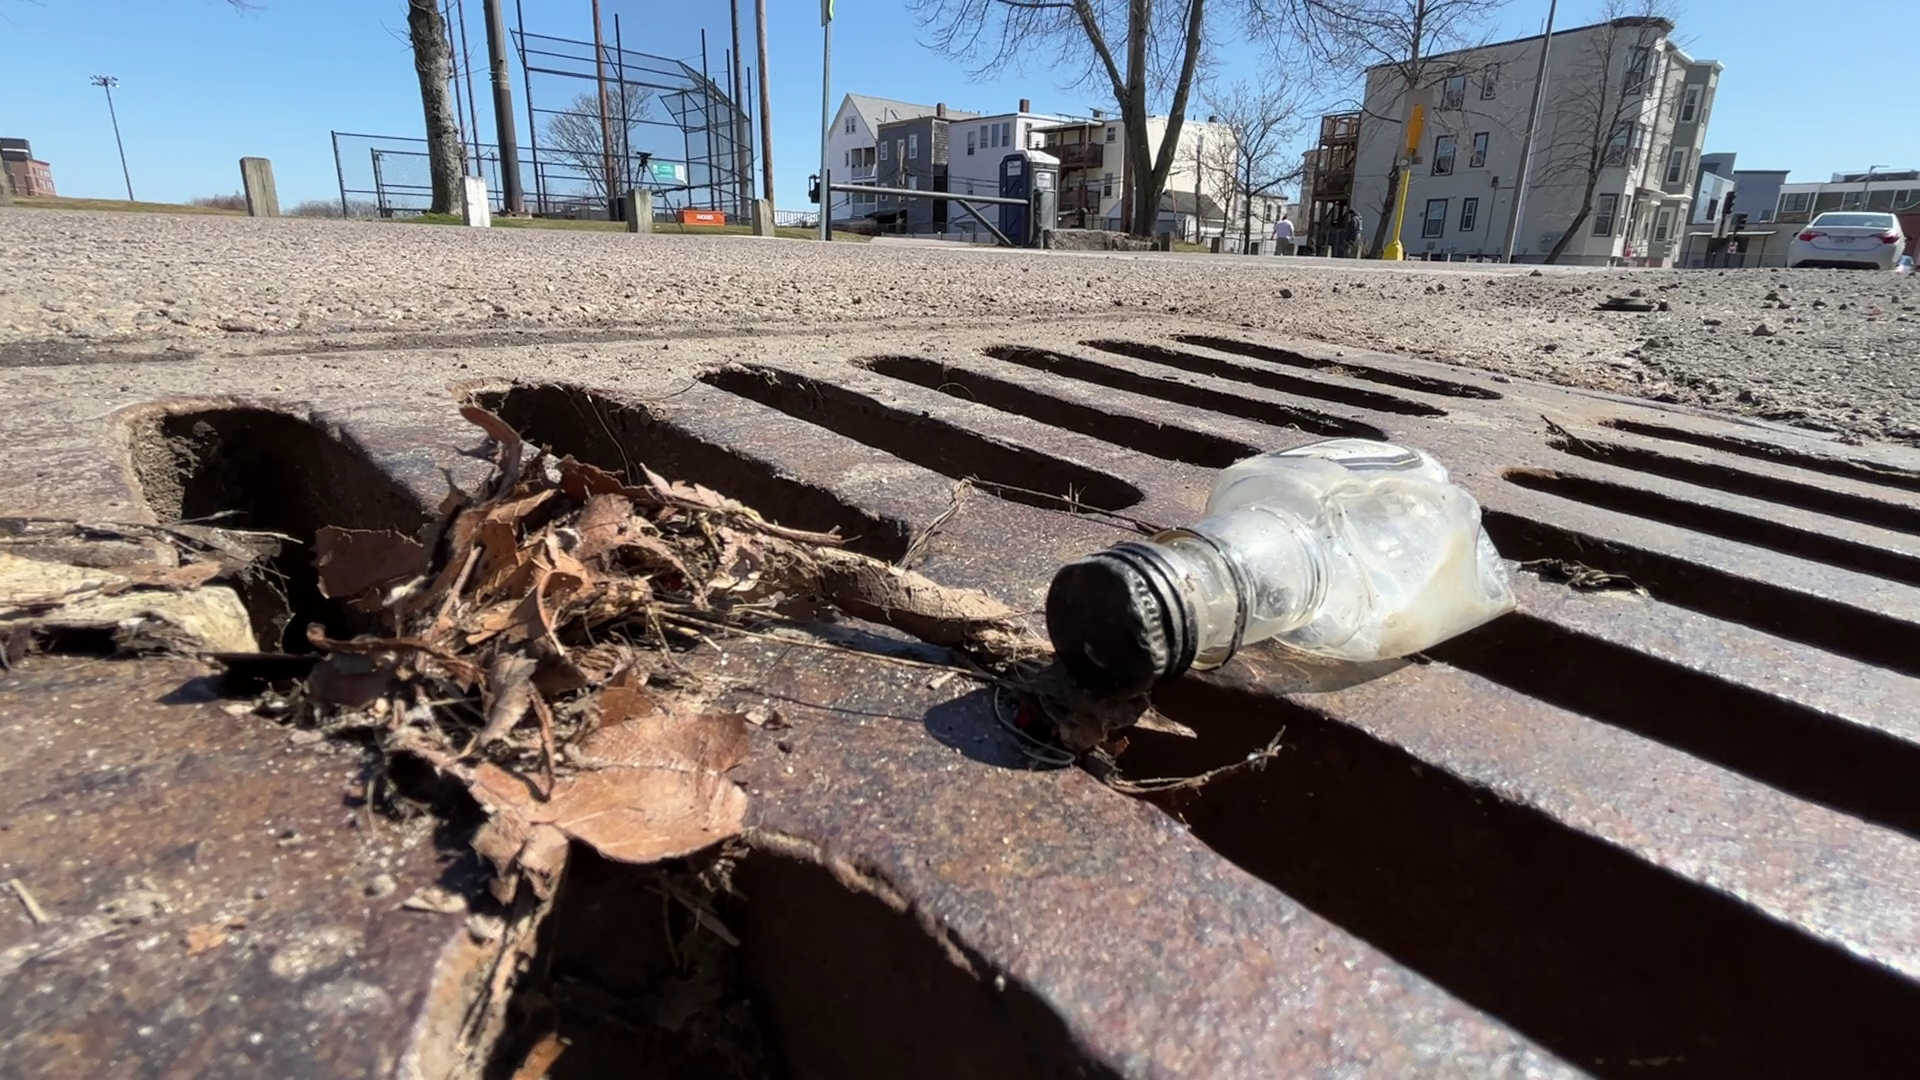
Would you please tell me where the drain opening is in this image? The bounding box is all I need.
[128,407,429,651]
[858,355,1259,469]
[1173,334,1502,400]
[1081,339,1445,418]
[474,384,914,562]
[487,846,1114,1080]
[1600,418,1920,495]
[1482,510,1920,678]
[701,365,1145,514]
[1506,467,1920,587]
[982,345,1387,441]
[1429,612,1920,839]
[1119,678,1920,1079]
[1549,436,1920,537]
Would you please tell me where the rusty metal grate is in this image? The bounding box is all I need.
[5,323,1918,1078]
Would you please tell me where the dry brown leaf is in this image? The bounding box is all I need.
[307,626,483,688]
[307,653,397,709]
[183,923,228,955]
[572,493,633,565]
[557,456,643,502]
[477,652,540,747]
[314,527,429,599]
[461,405,526,489]
[470,703,749,865]
[809,547,1016,647]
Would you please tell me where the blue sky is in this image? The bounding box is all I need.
[0,0,1903,210]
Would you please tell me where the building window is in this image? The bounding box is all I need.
[1460,197,1479,232]
[1680,86,1701,123]
[998,121,1012,147]
[1106,125,1116,142]
[1481,63,1499,99]
[1779,191,1811,216]
[1624,46,1651,94]
[1664,147,1688,186]
[980,124,990,149]
[966,131,976,156]
[879,140,889,161]
[844,150,850,168]
[1431,135,1456,176]
[908,133,919,159]
[1604,122,1634,167]
[845,116,855,135]
[1895,189,1920,211]
[1593,193,1620,235]
[1422,199,1448,238]
[1102,173,1113,196]
[1470,132,1488,168]
[1441,73,1466,109]
[1841,190,1865,210]
[1654,206,1673,241]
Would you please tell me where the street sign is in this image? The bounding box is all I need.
[1403,104,1426,156]
[648,160,688,186]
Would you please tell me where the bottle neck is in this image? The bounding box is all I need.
[1156,510,1322,669]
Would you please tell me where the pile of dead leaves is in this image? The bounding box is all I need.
[273,405,1038,883]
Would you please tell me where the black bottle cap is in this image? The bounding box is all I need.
[1044,541,1197,695]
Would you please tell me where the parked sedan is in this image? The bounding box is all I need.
[1789,212,1909,270]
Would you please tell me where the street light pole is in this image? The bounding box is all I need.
[90,75,135,202]
[1501,0,1558,262]
[1862,164,1886,210]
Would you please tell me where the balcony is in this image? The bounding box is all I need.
[850,164,876,181]
[1048,142,1105,170]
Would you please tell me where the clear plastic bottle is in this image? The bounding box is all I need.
[1046,439,1516,694]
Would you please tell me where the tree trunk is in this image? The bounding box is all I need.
[1136,0,1207,237]
[408,0,463,215]
[1544,177,1598,264]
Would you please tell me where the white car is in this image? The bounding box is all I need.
[1789,211,1909,270]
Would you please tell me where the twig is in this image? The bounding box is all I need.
[529,692,559,799]
[7,878,50,925]
[966,479,1165,535]
[1103,727,1287,795]
[900,479,972,569]
[656,612,991,682]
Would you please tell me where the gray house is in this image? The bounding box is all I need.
[874,114,951,234]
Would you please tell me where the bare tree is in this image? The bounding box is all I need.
[1535,2,1674,263]
[1288,0,1511,255]
[913,0,1289,237]
[544,85,654,198]
[407,0,464,215]
[1191,75,1306,250]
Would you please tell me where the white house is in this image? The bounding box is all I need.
[825,94,979,226]
[1351,15,1720,265]
[1034,113,1235,236]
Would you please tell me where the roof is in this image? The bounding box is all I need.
[842,94,980,131]
[1370,15,1681,71]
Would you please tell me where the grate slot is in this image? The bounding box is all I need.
[1174,333,1501,399]
[1083,338,1445,417]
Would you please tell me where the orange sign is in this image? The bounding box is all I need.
[678,209,727,226]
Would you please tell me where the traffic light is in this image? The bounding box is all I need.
[808,174,821,204]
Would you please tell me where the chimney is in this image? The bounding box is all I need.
[1207,114,1218,123]
[936,102,947,118]
[1019,98,1031,113]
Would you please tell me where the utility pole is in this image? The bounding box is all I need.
[590,0,616,215]
[755,0,775,204]
[483,0,523,213]
[1502,0,1558,262]
[90,76,134,202]
[819,0,832,240]
[454,0,483,173]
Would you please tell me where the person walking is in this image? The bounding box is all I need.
[1272,215,1296,256]
[1343,209,1365,259]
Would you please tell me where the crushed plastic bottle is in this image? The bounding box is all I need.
[1897,254,1915,277]
[1045,439,1516,694]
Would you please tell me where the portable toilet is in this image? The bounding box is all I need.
[999,149,1060,247]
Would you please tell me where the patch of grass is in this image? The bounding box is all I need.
[11,195,246,216]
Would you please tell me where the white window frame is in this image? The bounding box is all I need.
[879,140,890,161]
[1101,172,1113,197]
[1431,135,1457,176]
[1441,73,1466,109]
[1593,193,1620,236]
[1459,196,1479,232]
[966,131,976,156]
[845,116,855,135]
[1604,122,1635,168]
[1664,147,1688,186]
[1624,46,1651,94]
[999,121,1012,147]
[1469,132,1488,169]
[1680,86,1701,123]
[908,133,919,159]
[1654,206,1673,241]
[1421,198,1448,238]
[1105,125,1116,143]
[1481,63,1499,99]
